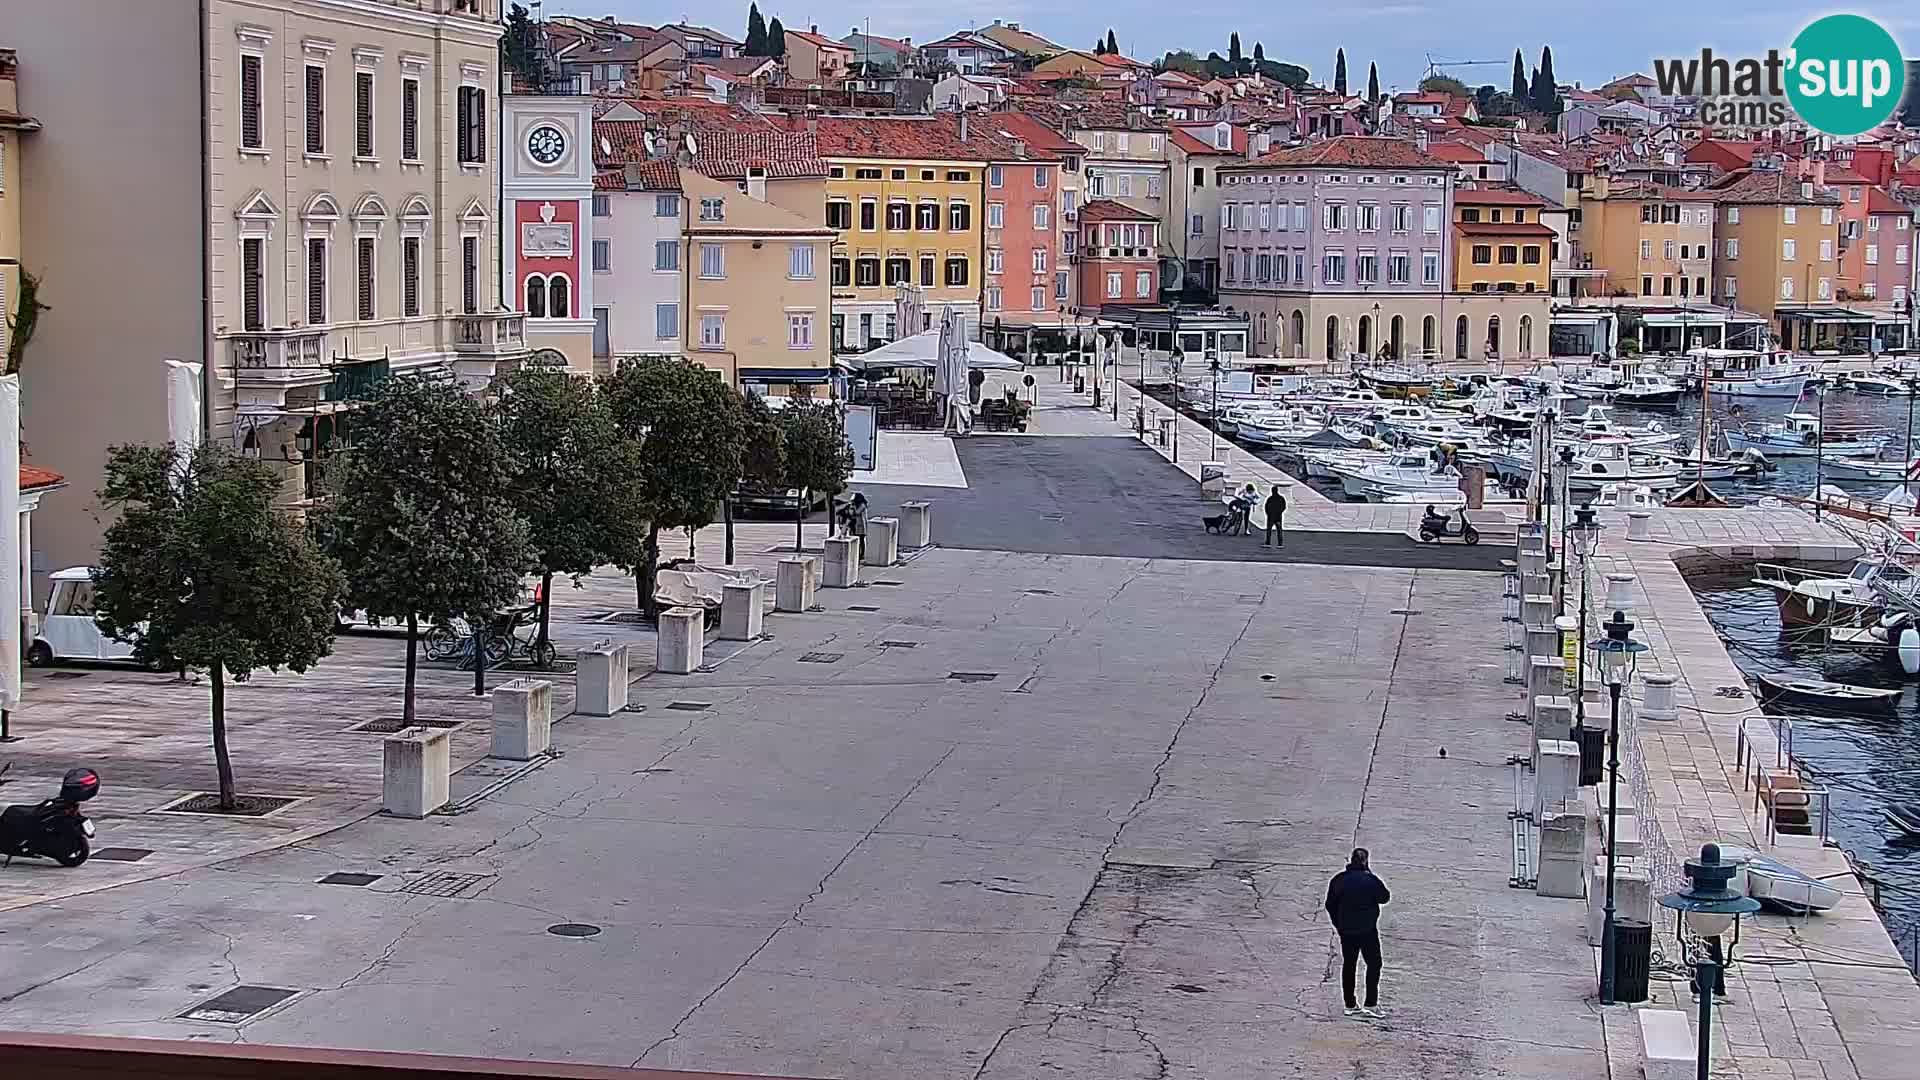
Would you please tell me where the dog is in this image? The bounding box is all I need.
[1203,513,1232,534]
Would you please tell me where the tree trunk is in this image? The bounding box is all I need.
[211,663,236,812]
[638,526,661,620]
[403,613,419,725]
[536,570,554,650]
[688,526,696,562]
[794,497,805,552]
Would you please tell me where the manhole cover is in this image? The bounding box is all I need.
[1389,609,1423,616]
[871,580,904,587]
[547,923,602,938]
[45,671,88,681]
[347,717,464,734]
[878,641,919,649]
[1024,588,1054,596]
[155,793,300,817]
[1236,594,1262,604]
[948,671,998,683]
[848,604,880,612]
[1170,983,1209,994]
[664,701,711,712]
[90,847,153,863]
[318,872,382,887]
[1040,512,1066,521]
[179,985,300,1024]
[798,652,844,664]
[399,870,493,898]
[1260,674,1276,681]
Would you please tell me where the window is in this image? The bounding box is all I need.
[826,201,852,229]
[397,235,420,316]
[525,275,546,318]
[888,201,911,230]
[1864,282,1879,299]
[592,307,609,357]
[1036,167,1049,189]
[1294,203,1307,230]
[1783,206,1797,225]
[1359,204,1378,232]
[592,194,610,217]
[984,249,1003,275]
[831,257,850,286]
[1820,206,1834,225]
[1116,175,1132,198]
[355,72,374,158]
[700,198,725,222]
[1260,204,1272,230]
[1818,277,1831,300]
[1472,245,1492,265]
[1136,270,1152,297]
[988,165,1003,188]
[1498,245,1518,265]
[1106,271,1122,298]
[241,237,266,330]
[949,202,970,231]
[789,244,815,279]
[1696,275,1706,296]
[1723,276,1737,297]
[548,277,568,319]
[1780,276,1794,299]
[1725,238,1740,258]
[1220,204,1235,231]
[440,228,476,316]
[1514,210,1526,223]
[1115,132,1130,153]
[454,84,483,164]
[1899,244,1911,265]
[592,238,611,273]
[1782,238,1797,260]
[306,238,327,324]
[240,54,263,150]
[946,170,971,182]
[1678,276,1689,298]
[1819,239,1833,261]
[1356,251,1378,284]
[1900,218,1911,231]
[305,66,325,155]
[1457,208,1477,223]
[656,194,679,217]
[1663,239,1676,259]
[855,256,880,286]
[887,255,912,284]
[1036,204,1051,230]
[944,257,968,286]
[1321,251,1345,284]
[1031,285,1046,310]
[890,168,906,180]
[917,168,934,181]
[1522,245,1541,265]
[356,237,375,319]
[699,243,724,279]
[1323,203,1346,230]
[655,240,678,271]
[986,202,1003,229]
[1388,251,1409,284]
[916,202,940,231]
[788,312,813,349]
[854,167,882,180]
[1391,204,1411,233]
[1642,275,1653,295]
[1055,270,1069,299]
[1641,239,1653,261]
[1191,214,1203,236]
[984,286,1002,311]
[919,255,935,287]
[699,312,725,348]
[1422,205,1440,233]
[1726,207,1740,224]
[1870,215,1883,232]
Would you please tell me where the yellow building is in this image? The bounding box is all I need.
[1452,190,1555,294]
[1574,175,1717,302]
[680,169,835,394]
[1706,168,1844,346]
[0,48,37,366]
[802,115,1001,348]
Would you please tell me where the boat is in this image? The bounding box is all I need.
[1886,802,1920,836]
[1848,372,1913,396]
[1329,449,1463,501]
[1751,557,1917,628]
[1681,347,1813,399]
[1570,405,1681,447]
[1611,372,1686,406]
[1234,408,1331,447]
[1353,365,1435,400]
[1821,456,1920,483]
[1715,845,1845,915]
[1755,672,1901,715]
[1724,412,1889,458]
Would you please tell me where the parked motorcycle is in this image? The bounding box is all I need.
[0,764,99,867]
[1418,506,1480,546]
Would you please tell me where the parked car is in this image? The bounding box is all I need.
[27,568,137,666]
[730,486,828,517]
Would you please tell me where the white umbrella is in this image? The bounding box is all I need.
[849,329,1025,372]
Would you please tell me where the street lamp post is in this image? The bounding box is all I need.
[1570,504,1600,733]
[1589,608,1649,1005]
[1814,383,1826,522]
[1659,844,1762,1080]
[1906,379,1917,500]
[1556,446,1576,616]
[1169,350,1184,464]
[1110,329,1121,421]
[1208,350,1222,461]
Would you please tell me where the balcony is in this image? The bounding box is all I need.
[452,311,530,388]
[229,327,332,387]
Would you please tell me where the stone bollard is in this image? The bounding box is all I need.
[1604,573,1637,614]
[1535,739,1581,821]
[822,536,861,588]
[1587,860,1652,944]
[1522,593,1555,627]
[1641,672,1678,721]
[490,678,553,761]
[897,501,932,549]
[1535,807,1588,899]
[1518,548,1548,580]
[720,580,766,641]
[383,726,452,819]
[1626,511,1652,541]
[656,606,704,674]
[576,641,630,717]
[1524,623,1560,663]
[863,517,901,567]
[1200,461,1229,497]
[776,556,817,612]
[1527,657,1565,723]
[1533,694,1574,745]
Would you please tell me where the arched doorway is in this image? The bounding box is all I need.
[1485,314,1501,357]
[1454,314,1469,359]
[1325,315,1341,361]
[1389,315,1405,360]
[1357,314,1373,358]
[1257,312,1269,351]
[1291,310,1306,359]
[1422,315,1436,357]
[1519,314,1533,357]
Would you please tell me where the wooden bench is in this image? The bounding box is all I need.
[1638,1009,1694,1080]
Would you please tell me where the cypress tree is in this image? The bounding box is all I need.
[744,4,766,56]
[1229,33,1242,65]
[1367,62,1380,105]
[1334,48,1348,96]
[1511,49,1528,102]
[1253,42,1265,64]
[1105,29,1119,55]
[767,17,786,59]
[1533,45,1558,114]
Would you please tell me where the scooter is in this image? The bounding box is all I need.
[1418,507,1480,546]
[0,764,99,867]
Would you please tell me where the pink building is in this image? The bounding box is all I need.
[1075,199,1160,308]
[1862,187,1915,349]
[982,114,1082,322]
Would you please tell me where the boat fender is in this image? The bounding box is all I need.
[1900,627,1920,677]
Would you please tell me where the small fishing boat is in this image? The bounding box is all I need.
[1724,412,1889,458]
[1755,673,1900,715]
[1716,845,1845,915]
[1885,802,1920,836]
[1611,372,1686,406]
[1821,456,1920,483]
[1848,372,1912,396]
[1682,347,1813,399]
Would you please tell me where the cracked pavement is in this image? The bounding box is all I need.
[0,547,1603,1077]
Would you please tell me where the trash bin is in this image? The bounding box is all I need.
[1611,918,1652,1003]
[1577,724,1607,787]
[1075,376,1086,394]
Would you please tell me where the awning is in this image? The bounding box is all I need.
[1549,309,1615,325]
[1776,306,1874,323]
[738,367,833,384]
[1638,307,1765,327]
[845,330,1025,372]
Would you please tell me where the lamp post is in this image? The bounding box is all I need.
[1109,329,1121,421]
[1169,350,1184,464]
[1908,379,1918,501]
[1570,505,1601,735]
[1589,608,1649,1005]
[1208,349,1222,461]
[1814,382,1825,521]
[1556,446,1576,615]
[1660,844,1762,1080]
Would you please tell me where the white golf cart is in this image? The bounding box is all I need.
[27,567,137,666]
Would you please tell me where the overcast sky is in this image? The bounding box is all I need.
[546,1,1918,93]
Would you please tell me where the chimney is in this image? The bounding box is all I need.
[624,162,644,186]
[807,104,819,137]
[747,167,767,201]
[1009,22,1020,30]
[809,23,817,35]
[1014,138,1027,158]
[1814,158,1825,189]
[1415,126,1430,151]
[959,110,969,141]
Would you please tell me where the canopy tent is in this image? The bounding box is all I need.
[843,330,1025,372]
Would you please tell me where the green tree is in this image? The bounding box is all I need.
[93,445,345,811]
[1367,62,1381,106]
[604,358,746,616]
[5,269,47,375]
[1531,46,1558,115]
[739,394,787,491]
[779,397,854,546]
[494,367,647,660]
[1511,49,1528,102]
[1105,29,1119,55]
[1420,74,1470,98]
[1260,60,1310,88]
[744,4,767,55]
[767,17,786,59]
[1332,49,1347,95]
[320,377,531,723]
[501,3,547,87]
[1155,49,1206,77]
[1253,41,1264,64]
[1228,33,1241,65]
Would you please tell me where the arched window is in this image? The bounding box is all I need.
[1291,310,1305,359]
[525,274,547,318]
[1485,314,1501,357]
[1389,315,1404,360]
[1454,314,1469,359]
[1357,314,1372,357]
[1325,315,1341,361]
[1422,315,1436,357]
[548,274,571,319]
[1519,314,1534,357]
[1257,312,1269,346]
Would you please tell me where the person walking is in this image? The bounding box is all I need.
[1325,847,1391,1018]
[1263,485,1288,547]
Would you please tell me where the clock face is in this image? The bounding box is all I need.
[527,125,566,165]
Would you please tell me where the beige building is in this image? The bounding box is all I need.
[3,0,514,578]
[0,48,36,370]
[1575,175,1717,303]
[1706,168,1844,344]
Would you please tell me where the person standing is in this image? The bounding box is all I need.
[1263,485,1288,547]
[1234,483,1259,537]
[1325,847,1391,1018]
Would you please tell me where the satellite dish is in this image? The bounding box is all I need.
[682,132,699,158]
[642,130,660,156]
[599,135,613,158]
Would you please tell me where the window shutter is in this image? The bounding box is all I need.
[474,89,487,163]
[403,237,420,317]
[456,87,470,162]
[402,79,418,160]
[357,237,375,319]
[242,239,264,330]
[307,238,326,324]
[240,55,263,149]
[356,72,374,157]
[305,66,325,154]
[462,236,478,314]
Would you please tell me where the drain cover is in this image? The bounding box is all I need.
[180,985,300,1024]
[1236,594,1262,604]
[664,701,712,711]
[798,652,844,664]
[90,847,153,863]
[871,580,904,587]
[1023,588,1054,596]
[318,872,381,887]
[878,641,919,649]
[1389,609,1423,616]
[348,717,464,734]
[848,604,880,612]
[547,923,602,938]
[948,671,998,683]
[399,870,492,898]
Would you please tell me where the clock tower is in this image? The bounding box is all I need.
[501,93,596,372]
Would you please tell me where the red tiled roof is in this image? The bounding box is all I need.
[21,465,64,490]
[1455,187,1550,206]
[785,28,851,50]
[1425,141,1489,163]
[1823,165,1873,185]
[1168,125,1246,155]
[1235,136,1452,170]
[1594,179,1718,201]
[772,114,1015,161]
[1093,52,1150,70]
[595,121,826,180]
[1455,221,1558,237]
[1078,198,1157,223]
[594,160,681,191]
[1710,168,1842,206]
[1867,187,1912,215]
[983,111,1083,161]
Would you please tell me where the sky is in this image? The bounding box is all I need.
[545,1,1920,94]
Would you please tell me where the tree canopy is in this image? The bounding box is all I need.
[744,4,767,55]
[1105,29,1119,55]
[1530,46,1559,115]
[767,17,786,58]
[1366,62,1381,105]
[1253,42,1264,64]
[1419,74,1470,98]
[501,3,547,87]
[1228,33,1241,65]
[1333,48,1347,95]
[779,397,855,505]
[1511,49,1528,102]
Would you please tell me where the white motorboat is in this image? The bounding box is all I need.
[1590,483,1661,510]
[1488,439,1680,491]
[1751,556,1916,628]
[1681,347,1813,398]
[1570,405,1681,448]
[1234,408,1330,446]
[1300,447,1388,481]
[1821,456,1920,482]
[1725,412,1889,457]
[1611,372,1686,406]
[1331,449,1463,501]
[1848,372,1913,396]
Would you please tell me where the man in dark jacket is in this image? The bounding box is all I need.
[1263,486,1288,547]
[1325,847,1391,1017]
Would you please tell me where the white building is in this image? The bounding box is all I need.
[594,162,683,362]
[500,93,598,370]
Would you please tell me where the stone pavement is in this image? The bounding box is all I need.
[0,546,1605,1079]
